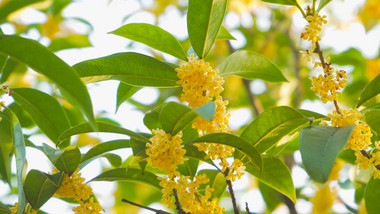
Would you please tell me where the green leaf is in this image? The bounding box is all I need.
[23,170,63,210]
[189,133,262,170]
[244,155,296,203]
[177,159,199,178]
[11,110,27,214]
[183,144,212,165]
[81,140,130,167]
[0,35,95,129]
[8,102,34,128]
[42,143,63,161]
[48,34,92,52]
[0,110,13,186]
[317,0,333,12]
[73,52,179,87]
[357,74,380,107]
[258,181,282,212]
[111,23,187,61]
[143,109,163,131]
[259,0,298,6]
[365,177,380,214]
[12,88,71,148]
[160,102,215,135]
[116,82,141,112]
[90,168,161,190]
[217,50,288,82]
[0,0,44,22]
[54,146,81,176]
[130,138,148,172]
[216,26,236,40]
[362,109,380,139]
[187,0,228,58]
[241,106,310,153]
[300,125,356,183]
[57,122,149,146]
[102,153,122,167]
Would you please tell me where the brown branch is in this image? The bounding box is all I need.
[245,202,251,214]
[360,150,380,171]
[172,189,188,214]
[224,168,240,214]
[242,79,261,117]
[121,199,171,214]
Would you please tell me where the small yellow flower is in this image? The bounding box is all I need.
[327,109,372,151]
[301,13,327,44]
[355,151,373,170]
[225,159,246,182]
[146,129,187,178]
[370,169,380,179]
[175,54,224,108]
[311,184,336,214]
[54,169,103,214]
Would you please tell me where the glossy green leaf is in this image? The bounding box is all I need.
[177,159,199,178]
[365,177,380,214]
[259,0,298,6]
[187,0,228,58]
[23,170,63,210]
[0,27,7,75]
[111,23,187,61]
[57,122,149,146]
[130,138,148,172]
[189,133,262,170]
[0,110,13,186]
[217,50,288,82]
[357,74,380,107]
[258,181,282,212]
[244,155,296,203]
[0,0,44,22]
[10,109,27,214]
[143,109,163,131]
[73,52,179,87]
[0,35,95,129]
[216,26,236,40]
[160,102,215,135]
[198,169,226,200]
[12,88,71,147]
[90,168,161,189]
[48,34,92,52]
[363,109,380,138]
[81,140,130,167]
[317,0,333,11]
[116,82,141,112]
[54,146,81,176]
[241,106,310,153]
[102,153,122,167]
[297,109,328,123]
[42,143,63,162]
[8,102,34,128]
[300,125,356,183]
[183,144,213,165]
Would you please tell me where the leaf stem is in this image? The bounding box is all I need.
[121,199,171,214]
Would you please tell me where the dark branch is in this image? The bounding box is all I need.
[121,199,171,214]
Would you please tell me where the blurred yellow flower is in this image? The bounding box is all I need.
[301,13,327,44]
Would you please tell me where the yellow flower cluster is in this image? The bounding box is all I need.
[146,129,187,178]
[10,203,37,214]
[176,54,224,108]
[225,159,246,182]
[311,184,337,214]
[301,13,327,44]
[355,151,373,170]
[327,109,372,151]
[159,175,225,214]
[55,169,103,213]
[176,54,245,181]
[311,64,348,103]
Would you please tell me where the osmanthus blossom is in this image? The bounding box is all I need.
[301,10,380,179]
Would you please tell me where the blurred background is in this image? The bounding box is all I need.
[0,0,380,213]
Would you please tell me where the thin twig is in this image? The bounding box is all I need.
[224,168,240,214]
[172,188,188,214]
[245,202,251,214]
[242,79,261,117]
[121,199,171,214]
[360,150,380,171]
